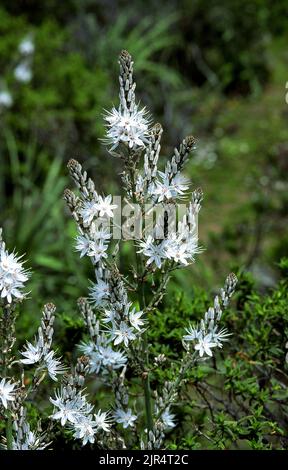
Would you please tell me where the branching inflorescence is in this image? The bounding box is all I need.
[0,50,237,450]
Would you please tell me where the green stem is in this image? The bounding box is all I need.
[1,304,14,450]
[6,412,13,450]
[128,162,154,432]
[145,268,171,313]
[155,353,196,420]
[136,250,154,432]
[143,354,153,432]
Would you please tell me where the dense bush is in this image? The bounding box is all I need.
[151,263,288,449]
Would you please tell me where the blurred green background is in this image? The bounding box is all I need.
[0,0,287,339]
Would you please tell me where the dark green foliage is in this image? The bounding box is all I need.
[148,266,288,449]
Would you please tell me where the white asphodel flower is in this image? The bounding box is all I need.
[165,240,191,265]
[50,404,80,427]
[43,351,66,381]
[50,392,92,426]
[87,240,109,262]
[153,172,190,203]
[94,410,111,433]
[12,428,48,450]
[129,308,145,331]
[98,346,127,370]
[183,324,201,342]
[0,378,16,409]
[161,407,176,429]
[90,224,112,241]
[153,177,175,202]
[78,341,95,356]
[72,411,110,445]
[164,232,200,266]
[157,220,201,266]
[102,308,117,324]
[210,327,231,348]
[88,345,127,373]
[19,36,35,55]
[138,236,167,269]
[194,333,217,357]
[72,415,97,446]
[95,195,117,218]
[110,321,136,347]
[20,341,43,364]
[80,200,99,226]
[89,278,110,307]
[104,106,150,150]
[170,174,190,196]
[88,351,102,374]
[113,408,137,428]
[75,234,91,258]
[75,235,108,261]
[14,62,32,83]
[183,324,231,357]
[0,245,30,303]
[0,90,13,108]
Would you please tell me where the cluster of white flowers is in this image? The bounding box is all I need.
[101,64,201,273]
[78,296,127,376]
[138,191,202,269]
[111,367,138,431]
[0,238,30,304]
[138,230,200,269]
[80,195,117,225]
[20,303,66,381]
[65,161,117,268]
[65,162,146,386]
[89,274,110,307]
[106,298,145,348]
[50,360,111,446]
[21,345,65,381]
[75,196,116,262]
[62,51,238,450]
[135,137,196,207]
[104,50,150,151]
[0,50,239,451]
[79,337,127,374]
[14,35,34,83]
[183,273,238,358]
[0,50,240,451]
[78,273,145,373]
[153,173,190,202]
[0,225,114,450]
[12,407,49,450]
[0,35,35,114]
[141,131,196,203]
[104,106,150,151]
[76,231,110,261]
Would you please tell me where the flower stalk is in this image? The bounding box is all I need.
[0,49,238,451]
